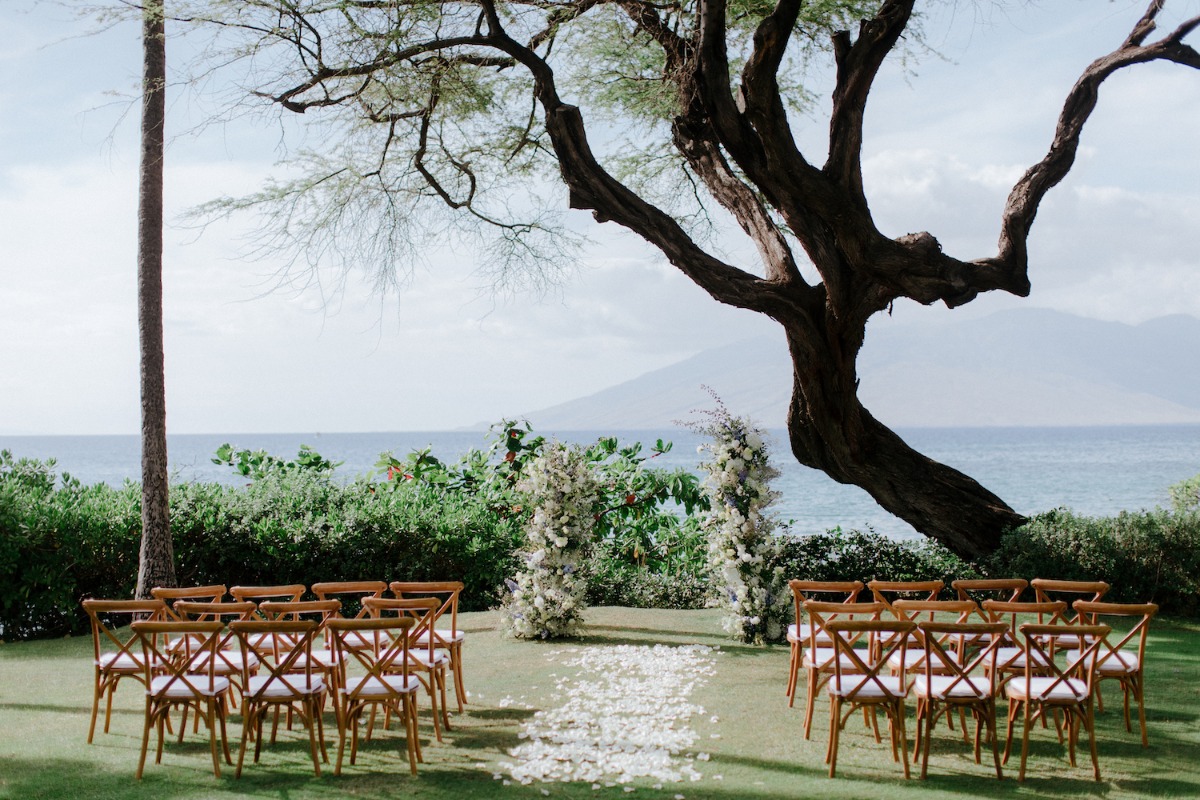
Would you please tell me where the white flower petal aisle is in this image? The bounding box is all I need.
[498,644,719,786]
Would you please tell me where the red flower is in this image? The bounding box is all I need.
[625,494,637,505]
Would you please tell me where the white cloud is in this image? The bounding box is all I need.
[1,1,1198,434]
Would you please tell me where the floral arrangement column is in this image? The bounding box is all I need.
[502,442,600,639]
[695,403,788,644]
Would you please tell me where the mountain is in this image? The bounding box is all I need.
[525,309,1200,429]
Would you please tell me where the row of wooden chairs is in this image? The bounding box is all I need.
[784,577,1157,782]
[82,579,466,778]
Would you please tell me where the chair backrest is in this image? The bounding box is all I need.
[82,599,168,667]
[363,597,440,661]
[389,581,463,640]
[1031,579,1109,623]
[311,581,387,620]
[230,584,306,608]
[150,585,227,617]
[867,580,944,613]
[131,620,225,695]
[952,578,1027,605]
[788,580,863,631]
[917,621,1008,698]
[802,600,886,653]
[825,618,916,697]
[1072,600,1158,674]
[1017,622,1111,701]
[258,599,342,651]
[230,620,319,699]
[892,599,977,650]
[327,617,416,701]
[979,599,1068,645]
[172,601,256,666]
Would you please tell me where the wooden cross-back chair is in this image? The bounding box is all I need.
[786,580,864,708]
[1073,600,1159,747]
[389,581,467,712]
[799,600,886,741]
[888,599,978,677]
[1031,579,1110,646]
[952,578,1028,606]
[81,598,168,743]
[327,617,422,775]
[130,620,232,779]
[259,599,344,690]
[1003,622,1112,783]
[150,584,227,616]
[364,596,452,741]
[824,618,916,779]
[229,619,328,778]
[911,620,1008,780]
[172,601,258,720]
[229,585,308,659]
[979,599,1069,682]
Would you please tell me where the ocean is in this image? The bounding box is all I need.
[3,425,1198,541]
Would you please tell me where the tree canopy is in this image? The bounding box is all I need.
[138,0,1199,559]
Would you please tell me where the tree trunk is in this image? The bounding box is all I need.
[781,322,1025,562]
[134,0,175,598]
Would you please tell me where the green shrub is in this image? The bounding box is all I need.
[990,508,1200,615]
[776,527,979,591]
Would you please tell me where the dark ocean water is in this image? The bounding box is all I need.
[3,426,1198,540]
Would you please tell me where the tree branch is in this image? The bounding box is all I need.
[990,3,1200,292]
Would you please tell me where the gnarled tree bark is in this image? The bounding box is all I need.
[179,0,1199,560]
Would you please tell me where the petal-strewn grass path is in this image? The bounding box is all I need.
[1,607,1198,799]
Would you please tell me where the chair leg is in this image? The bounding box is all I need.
[827,698,842,778]
[786,643,799,705]
[1018,704,1032,783]
[306,699,323,777]
[235,705,253,778]
[920,701,934,780]
[104,682,117,734]
[895,701,910,780]
[1134,673,1149,747]
[206,702,222,778]
[986,704,1003,780]
[803,670,817,740]
[136,698,153,779]
[1086,702,1101,781]
[451,644,466,712]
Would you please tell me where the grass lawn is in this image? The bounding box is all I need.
[2,606,1198,799]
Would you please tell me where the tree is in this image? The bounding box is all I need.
[134,0,176,597]
[172,0,1198,560]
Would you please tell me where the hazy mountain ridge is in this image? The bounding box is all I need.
[525,309,1200,429]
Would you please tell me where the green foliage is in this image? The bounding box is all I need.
[0,451,142,640]
[777,527,980,591]
[990,508,1200,616]
[212,442,342,480]
[1169,472,1200,514]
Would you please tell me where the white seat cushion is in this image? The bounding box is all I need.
[912,675,992,700]
[191,651,259,674]
[342,675,422,698]
[787,625,831,645]
[828,675,906,699]
[97,653,145,671]
[150,675,230,699]
[290,649,342,670]
[887,649,930,672]
[993,647,1051,670]
[1006,677,1089,702]
[1097,651,1140,674]
[803,648,862,671]
[409,649,450,668]
[246,674,324,699]
[414,628,465,645]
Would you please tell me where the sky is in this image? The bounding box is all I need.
[1,1,1198,435]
